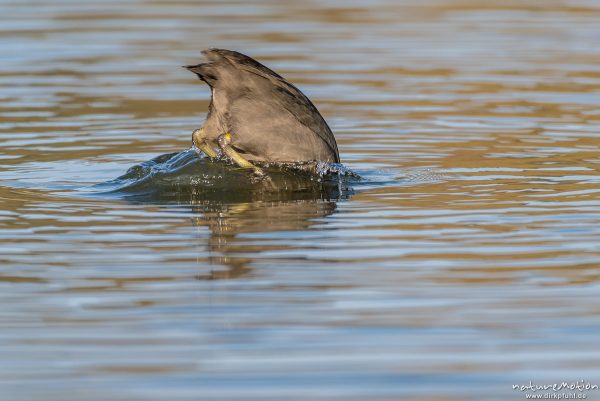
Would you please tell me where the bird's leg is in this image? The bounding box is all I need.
[192,128,218,158]
[217,133,265,177]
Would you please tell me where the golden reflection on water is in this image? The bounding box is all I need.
[2,1,600,400]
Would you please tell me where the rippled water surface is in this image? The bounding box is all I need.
[2,1,600,400]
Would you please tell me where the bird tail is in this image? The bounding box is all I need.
[183,63,217,86]
[184,64,203,74]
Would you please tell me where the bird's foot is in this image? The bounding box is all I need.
[217,133,266,177]
[192,128,218,158]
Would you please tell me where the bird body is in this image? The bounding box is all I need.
[186,49,340,165]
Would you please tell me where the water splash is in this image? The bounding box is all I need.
[96,148,360,203]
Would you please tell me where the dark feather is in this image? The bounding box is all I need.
[207,49,339,163]
[186,49,340,163]
[184,64,218,86]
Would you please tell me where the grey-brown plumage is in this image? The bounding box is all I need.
[185,49,340,164]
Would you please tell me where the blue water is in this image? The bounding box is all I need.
[2,1,600,400]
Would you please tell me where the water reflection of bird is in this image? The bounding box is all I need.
[185,49,340,176]
[191,199,338,280]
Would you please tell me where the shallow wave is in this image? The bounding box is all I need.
[95,148,362,203]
